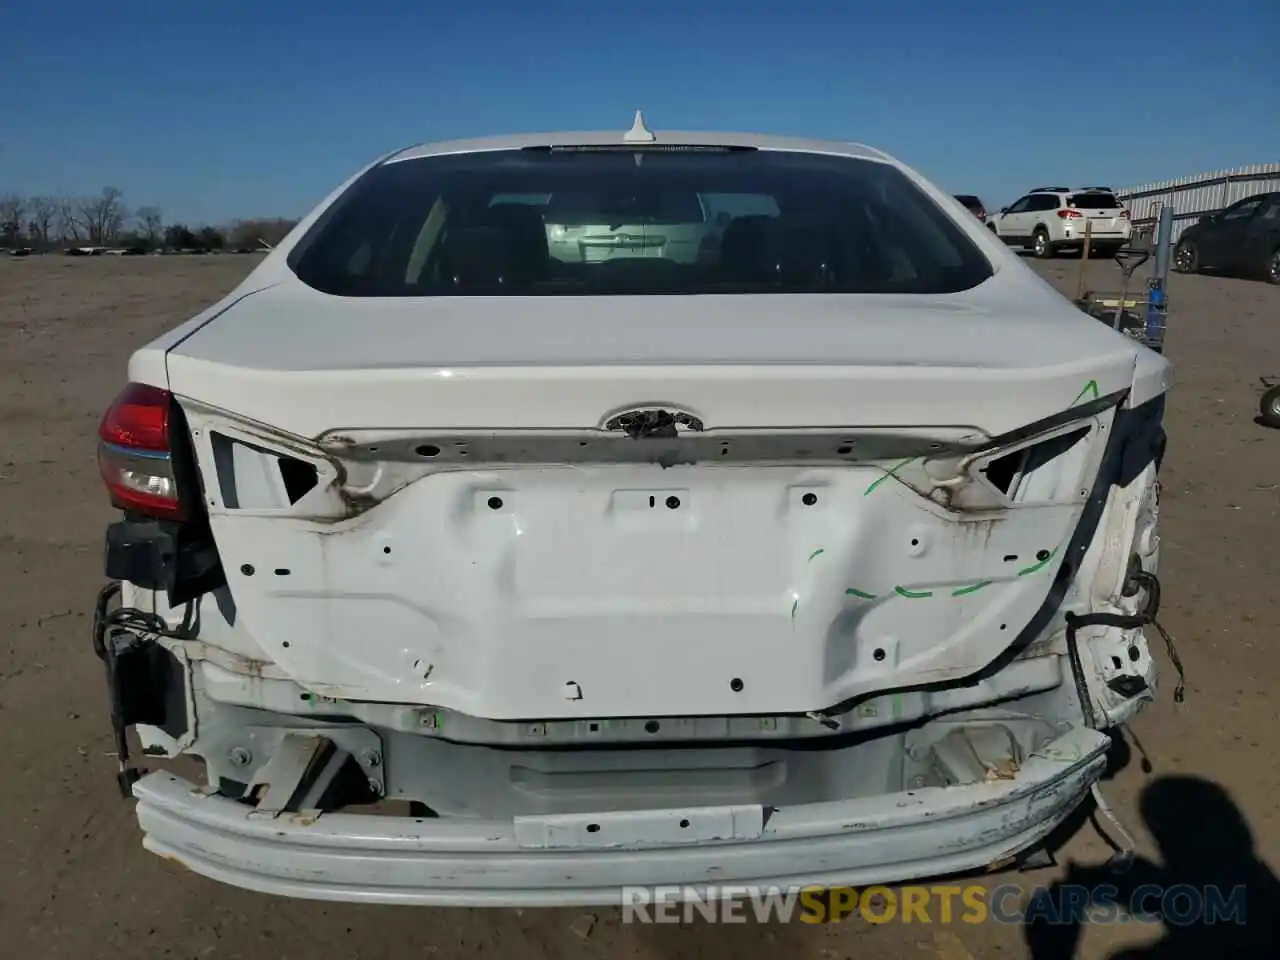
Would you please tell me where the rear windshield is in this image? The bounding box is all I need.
[1069,192,1121,209]
[955,195,983,209]
[288,147,994,297]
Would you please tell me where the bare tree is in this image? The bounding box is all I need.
[56,197,81,243]
[26,196,58,249]
[0,193,23,245]
[135,205,163,246]
[76,186,128,245]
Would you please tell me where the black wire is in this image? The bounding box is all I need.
[93,580,199,796]
[93,580,198,662]
[1151,619,1186,703]
[1063,568,1187,726]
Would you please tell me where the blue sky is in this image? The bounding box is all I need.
[2,0,1276,225]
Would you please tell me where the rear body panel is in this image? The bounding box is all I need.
[161,269,1143,721]
[184,412,1110,720]
[95,130,1173,906]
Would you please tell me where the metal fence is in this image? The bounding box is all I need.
[1116,163,1280,245]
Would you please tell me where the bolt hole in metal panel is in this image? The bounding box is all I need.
[513,804,765,849]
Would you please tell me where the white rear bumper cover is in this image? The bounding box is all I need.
[133,726,1108,906]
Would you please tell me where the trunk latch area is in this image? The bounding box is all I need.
[604,407,704,438]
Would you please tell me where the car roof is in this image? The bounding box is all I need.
[383,128,895,166]
[1028,186,1116,194]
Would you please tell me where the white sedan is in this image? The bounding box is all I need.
[93,112,1173,906]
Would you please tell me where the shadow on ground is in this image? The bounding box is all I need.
[1024,772,1280,959]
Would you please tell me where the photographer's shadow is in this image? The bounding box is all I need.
[1025,774,1279,959]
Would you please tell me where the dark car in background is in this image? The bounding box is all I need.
[1173,191,1280,284]
[954,194,987,222]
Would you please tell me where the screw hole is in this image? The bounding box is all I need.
[282,641,290,648]
[273,568,290,576]
[644,720,660,733]
[586,823,600,833]
[873,648,886,662]
[910,538,920,547]
[487,496,504,510]
[999,623,1007,631]
[589,722,599,732]
[382,546,391,554]
[837,445,852,455]
[415,444,440,458]
[666,496,680,509]
[649,495,656,508]
[679,818,690,828]
[729,677,744,692]
[802,492,818,506]
[1036,549,1051,561]
[240,564,255,576]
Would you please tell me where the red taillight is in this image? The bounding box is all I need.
[1057,209,1083,219]
[99,382,171,451]
[97,382,186,520]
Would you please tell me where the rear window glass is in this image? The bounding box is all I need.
[288,148,994,297]
[1069,192,1121,209]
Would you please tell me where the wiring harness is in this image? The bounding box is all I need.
[92,580,199,795]
[1063,567,1186,731]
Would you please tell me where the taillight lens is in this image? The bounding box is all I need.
[97,382,186,520]
[1057,210,1083,219]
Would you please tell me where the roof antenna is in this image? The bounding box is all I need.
[623,109,655,143]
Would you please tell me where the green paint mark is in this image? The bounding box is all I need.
[863,457,918,496]
[894,585,934,599]
[952,580,994,597]
[1070,379,1100,406]
[791,598,800,620]
[845,588,878,600]
[892,694,903,717]
[808,548,825,562]
[1018,548,1057,576]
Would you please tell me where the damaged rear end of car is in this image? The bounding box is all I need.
[91,127,1175,906]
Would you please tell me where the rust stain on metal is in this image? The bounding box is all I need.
[278,810,321,827]
[983,758,1021,782]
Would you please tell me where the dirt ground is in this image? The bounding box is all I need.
[2,252,1278,959]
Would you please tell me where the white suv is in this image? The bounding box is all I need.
[988,187,1132,259]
